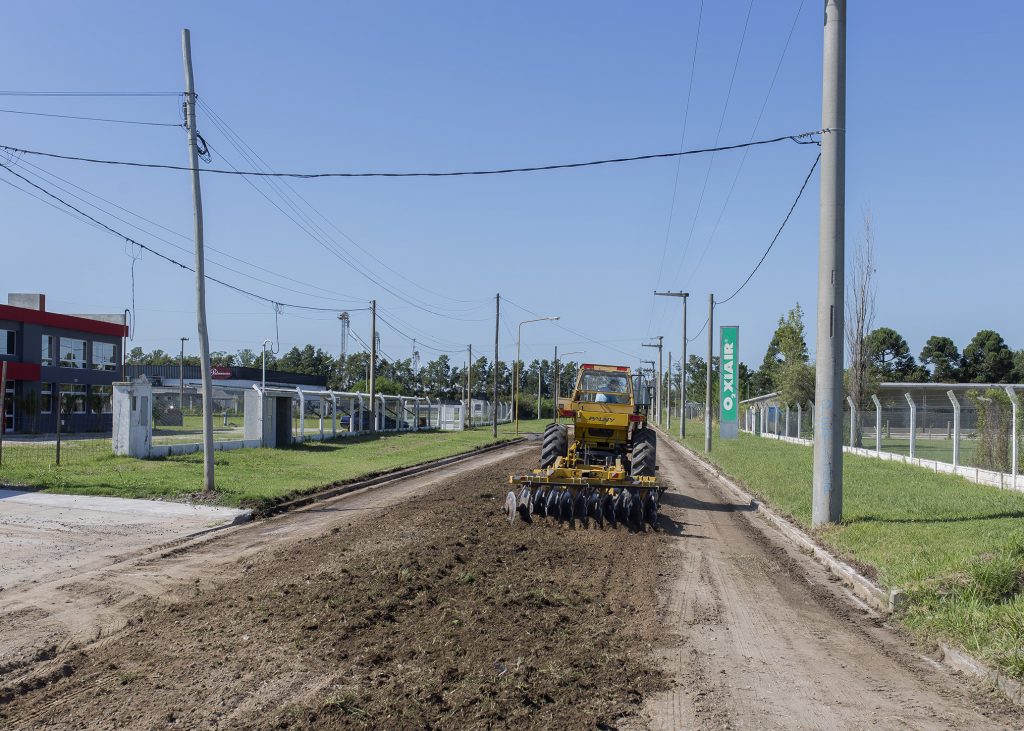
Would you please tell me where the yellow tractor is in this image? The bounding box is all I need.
[507,363,661,531]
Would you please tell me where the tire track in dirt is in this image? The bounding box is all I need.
[636,435,1024,730]
[1,448,673,730]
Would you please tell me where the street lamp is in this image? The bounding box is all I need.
[553,350,584,423]
[515,316,559,434]
[654,291,689,437]
[179,337,189,415]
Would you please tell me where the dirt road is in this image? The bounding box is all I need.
[2,437,1020,729]
[633,436,1022,730]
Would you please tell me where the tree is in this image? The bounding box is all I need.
[962,330,1014,383]
[919,336,960,382]
[845,208,877,446]
[866,327,916,381]
[756,303,810,401]
[1013,350,1024,383]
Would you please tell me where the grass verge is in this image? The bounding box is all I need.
[668,421,1024,680]
[0,419,551,508]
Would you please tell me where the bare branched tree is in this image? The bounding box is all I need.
[845,207,877,447]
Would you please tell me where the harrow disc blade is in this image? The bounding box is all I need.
[517,487,533,524]
[504,491,518,525]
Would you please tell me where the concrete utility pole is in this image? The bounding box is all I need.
[465,343,472,429]
[181,28,215,492]
[812,0,846,527]
[642,337,664,425]
[553,346,558,423]
[705,294,714,453]
[369,299,377,432]
[654,291,689,437]
[666,351,672,430]
[179,336,189,414]
[493,293,499,438]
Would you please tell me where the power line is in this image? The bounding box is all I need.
[6,156,369,306]
[0,107,181,127]
[0,163,367,314]
[502,297,640,361]
[669,0,757,288]
[375,312,465,354]
[684,0,807,290]
[0,131,824,179]
[651,0,704,299]
[191,110,493,321]
[198,98,487,307]
[715,153,819,306]
[0,90,180,97]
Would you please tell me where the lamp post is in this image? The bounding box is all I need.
[179,336,189,415]
[554,351,584,423]
[515,316,559,434]
[653,291,689,436]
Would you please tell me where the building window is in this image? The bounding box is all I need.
[59,384,87,414]
[41,335,54,366]
[91,385,113,414]
[92,342,117,372]
[1,330,15,356]
[40,383,53,414]
[59,338,87,369]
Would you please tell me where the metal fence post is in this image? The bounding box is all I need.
[785,405,790,438]
[1006,386,1018,485]
[904,393,916,459]
[797,402,802,439]
[947,390,961,469]
[846,396,856,448]
[870,394,882,454]
[808,400,814,435]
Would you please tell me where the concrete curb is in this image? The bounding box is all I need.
[656,428,1024,707]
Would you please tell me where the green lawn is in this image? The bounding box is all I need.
[669,421,1024,679]
[0,428,526,508]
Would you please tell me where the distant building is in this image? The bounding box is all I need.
[0,293,129,434]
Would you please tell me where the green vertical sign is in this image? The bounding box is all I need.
[720,326,739,439]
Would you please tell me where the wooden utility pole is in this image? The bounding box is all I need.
[369,299,377,432]
[493,293,499,438]
[653,291,689,436]
[182,28,215,491]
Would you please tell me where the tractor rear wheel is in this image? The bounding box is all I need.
[540,423,568,468]
[631,427,657,477]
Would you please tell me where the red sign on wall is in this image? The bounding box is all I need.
[210,366,232,379]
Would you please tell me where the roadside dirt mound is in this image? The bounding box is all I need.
[1,455,673,729]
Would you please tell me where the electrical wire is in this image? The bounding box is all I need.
[375,312,466,354]
[198,98,488,307]
[0,107,181,127]
[684,0,807,290]
[669,0,757,288]
[194,121,493,320]
[0,131,824,179]
[6,155,370,306]
[651,0,704,302]
[502,297,640,361]
[0,90,180,97]
[0,163,368,314]
[715,153,819,306]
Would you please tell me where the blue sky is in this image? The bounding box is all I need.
[1,1,1021,374]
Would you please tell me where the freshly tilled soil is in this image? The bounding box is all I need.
[1,454,671,730]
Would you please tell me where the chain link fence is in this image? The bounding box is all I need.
[740,384,1023,488]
